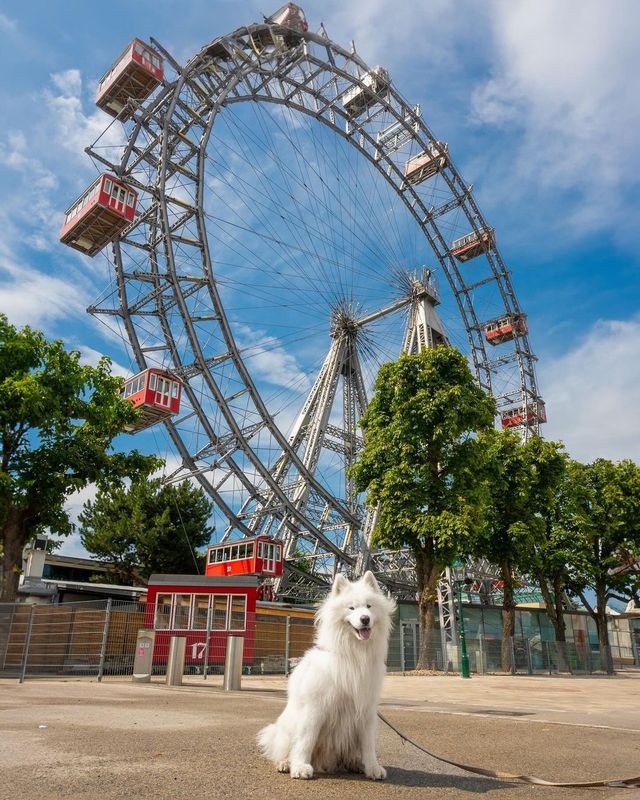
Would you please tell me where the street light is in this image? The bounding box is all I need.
[457,576,473,679]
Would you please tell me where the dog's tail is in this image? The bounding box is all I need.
[256,722,290,762]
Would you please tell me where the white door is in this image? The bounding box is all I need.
[156,377,171,408]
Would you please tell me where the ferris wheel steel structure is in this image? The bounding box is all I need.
[87,13,542,599]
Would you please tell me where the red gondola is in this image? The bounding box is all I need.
[404,142,448,185]
[342,66,390,117]
[59,174,137,257]
[450,226,495,262]
[500,400,547,428]
[122,368,182,433]
[96,38,163,120]
[205,535,284,580]
[484,313,528,346]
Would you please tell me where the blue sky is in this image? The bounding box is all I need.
[1,1,639,556]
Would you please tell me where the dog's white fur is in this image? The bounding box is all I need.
[257,571,396,780]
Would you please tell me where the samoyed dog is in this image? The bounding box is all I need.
[257,571,396,780]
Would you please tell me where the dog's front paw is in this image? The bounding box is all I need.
[276,760,289,773]
[290,763,314,780]
[364,762,387,781]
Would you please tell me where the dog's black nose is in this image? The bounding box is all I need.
[360,615,370,626]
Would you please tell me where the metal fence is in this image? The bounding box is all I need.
[0,600,636,681]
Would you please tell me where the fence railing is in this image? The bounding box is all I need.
[0,600,636,681]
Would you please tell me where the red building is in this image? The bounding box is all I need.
[121,368,182,433]
[145,574,258,667]
[60,174,137,257]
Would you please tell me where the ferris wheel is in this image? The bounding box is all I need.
[62,4,544,600]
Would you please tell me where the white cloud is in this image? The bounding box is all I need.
[471,0,640,237]
[0,252,89,329]
[44,68,126,162]
[235,322,312,391]
[541,317,640,462]
[77,344,130,378]
[0,13,16,33]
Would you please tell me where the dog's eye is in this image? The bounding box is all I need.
[366,604,371,609]
[348,606,355,611]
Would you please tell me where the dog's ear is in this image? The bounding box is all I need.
[332,573,349,595]
[362,571,381,593]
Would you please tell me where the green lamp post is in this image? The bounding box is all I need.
[457,577,471,679]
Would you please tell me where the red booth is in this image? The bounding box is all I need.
[145,574,258,668]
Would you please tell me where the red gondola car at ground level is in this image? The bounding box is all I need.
[484,313,528,346]
[145,574,258,667]
[206,536,284,602]
[122,368,182,433]
[60,174,137,257]
[205,536,283,578]
[96,38,163,120]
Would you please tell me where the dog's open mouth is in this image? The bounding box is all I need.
[356,627,371,641]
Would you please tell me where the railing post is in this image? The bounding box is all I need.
[284,616,291,676]
[19,605,35,684]
[97,599,112,683]
[526,637,533,675]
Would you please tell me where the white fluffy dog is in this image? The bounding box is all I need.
[257,571,396,780]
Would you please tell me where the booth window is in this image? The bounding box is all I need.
[192,594,210,630]
[155,594,172,629]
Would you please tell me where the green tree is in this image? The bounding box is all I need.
[564,458,640,674]
[527,463,578,650]
[477,430,567,671]
[350,348,495,669]
[0,315,158,602]
[79,478,214,583]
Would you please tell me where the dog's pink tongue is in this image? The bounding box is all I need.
[359,628,371,640]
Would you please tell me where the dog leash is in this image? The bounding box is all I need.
[378,711,640,789]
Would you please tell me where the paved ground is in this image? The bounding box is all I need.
[1,673,639,800]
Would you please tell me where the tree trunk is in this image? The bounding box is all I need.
[0,507,31,602]
[501,558,515,673]
[415,544,441,671]
[595,582,613,674]
[538,573,570,671]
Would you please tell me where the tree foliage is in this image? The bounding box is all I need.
[79,478,214,584]
[0,315,159,601]
[350,347,495,668]
[476,429,567,668]
[563,458,640,672]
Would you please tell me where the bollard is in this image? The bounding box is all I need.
[223,636,244,691]
[132,629,156,683]
[166,636,186,686]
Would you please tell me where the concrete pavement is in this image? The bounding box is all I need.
[0,674,639,800]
